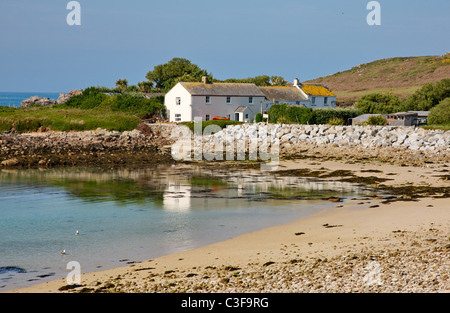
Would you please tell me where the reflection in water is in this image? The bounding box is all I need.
[0,164,377,292]
[0,165,375,211]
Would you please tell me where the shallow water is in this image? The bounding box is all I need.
[0,165,374,291]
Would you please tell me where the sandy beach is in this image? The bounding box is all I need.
[7,157,449,294]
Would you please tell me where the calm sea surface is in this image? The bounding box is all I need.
[0,165,375,291]
[0,92,61,108]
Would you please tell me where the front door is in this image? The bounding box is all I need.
[235,113,240,121]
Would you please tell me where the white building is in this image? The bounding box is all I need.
[165,77,266,123]
[165,77,337,122]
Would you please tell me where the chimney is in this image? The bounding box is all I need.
[202,75,209,84]
[293,78,302,88]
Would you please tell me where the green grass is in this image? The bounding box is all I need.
[0,106,141,133]
[181,120,243,133]
[422,122,450,131]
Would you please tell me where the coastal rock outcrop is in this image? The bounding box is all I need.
[21,96,57,108]
[57,90,83,104]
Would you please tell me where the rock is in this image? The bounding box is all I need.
[1,158,19,167]
[21,96,56,108]
[57,90,83,105]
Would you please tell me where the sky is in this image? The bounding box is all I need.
[0,0,449,93]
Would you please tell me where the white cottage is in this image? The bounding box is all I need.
[165,77,337,122]
[260,78,336,109]
[165,77,266,122]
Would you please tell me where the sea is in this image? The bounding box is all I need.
[0,165,376,292]
[0,92,61,108]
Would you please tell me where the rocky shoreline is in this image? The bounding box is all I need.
[1,123,449,169]
[0,124,174,168]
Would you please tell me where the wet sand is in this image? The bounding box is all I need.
[7,158,450,293]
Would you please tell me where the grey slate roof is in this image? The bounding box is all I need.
[234,106,249,113]
[180,82,265,97]
[259,86,308,102]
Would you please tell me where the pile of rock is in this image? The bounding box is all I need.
[0,126,174,168]
[194,123,450,165]
[21,96,57,108]
[57,90,83,104]
[20,90,83,108]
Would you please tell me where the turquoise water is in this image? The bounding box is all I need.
[0,165,373,291]
[0,92,61,107]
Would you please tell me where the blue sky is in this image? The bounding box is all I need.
[0,0,449,92]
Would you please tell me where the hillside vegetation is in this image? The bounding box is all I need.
[307,53,450,101]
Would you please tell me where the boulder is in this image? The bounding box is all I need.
[21,96,57,108]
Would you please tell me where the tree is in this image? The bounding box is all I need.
[403,78,450,111]
[428,97,450,125]
[355,93,403,114]
[115,79,128,91]
[138,81,153,93]
[145,58,211,91]
[270,76,287,86]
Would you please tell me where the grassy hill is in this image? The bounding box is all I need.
[306,53,450,103]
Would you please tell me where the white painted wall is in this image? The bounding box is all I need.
[165,83,192,122]
[306,96,337,109]
[191,96,265,122]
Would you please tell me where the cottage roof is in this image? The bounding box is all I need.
[300,84,336,97]
[259,86,308,102]
[180,82,265,97]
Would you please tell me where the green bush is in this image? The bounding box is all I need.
[403,78,450,111]
[181,120,243,133]
[328,117,345,125]
[355,93,403,114]
[428,97,450,125]
[60,87,165,117]
[268,104,314,124]
[364,115,388,126]
[312,108,361,125]
[255,113,263,123]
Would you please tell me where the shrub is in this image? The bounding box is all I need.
[181,120,243,133]
[312,108,361,125]
[255,113,263,123]
[268,104,314,124]
[403,78,450,111]
[328,117,345,125]
[428,97,450,125]
[355,93,403,114]
[364,115,388,126]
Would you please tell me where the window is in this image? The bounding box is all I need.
[245,114,249,120]
[206,96,211,104]
[176,97,181,105]
[226,97,231,104]
[249,97,253,104]
[311,97,316,105]
[175,114,182,122]
[205,114,210,121]
[324,97,328,105]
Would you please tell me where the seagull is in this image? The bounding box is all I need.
[61,249,67,255]
[76,230,79,236]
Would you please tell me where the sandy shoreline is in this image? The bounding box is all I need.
[6,158,450,293]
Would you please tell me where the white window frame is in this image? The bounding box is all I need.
[324,97,328,105]
[176,97,181,105]
[226,97,231,104]
[311,97,316,106]
[175,114,182,122]
[206,96,211,104]
[205,114,210,121]
[249,97,253,104]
